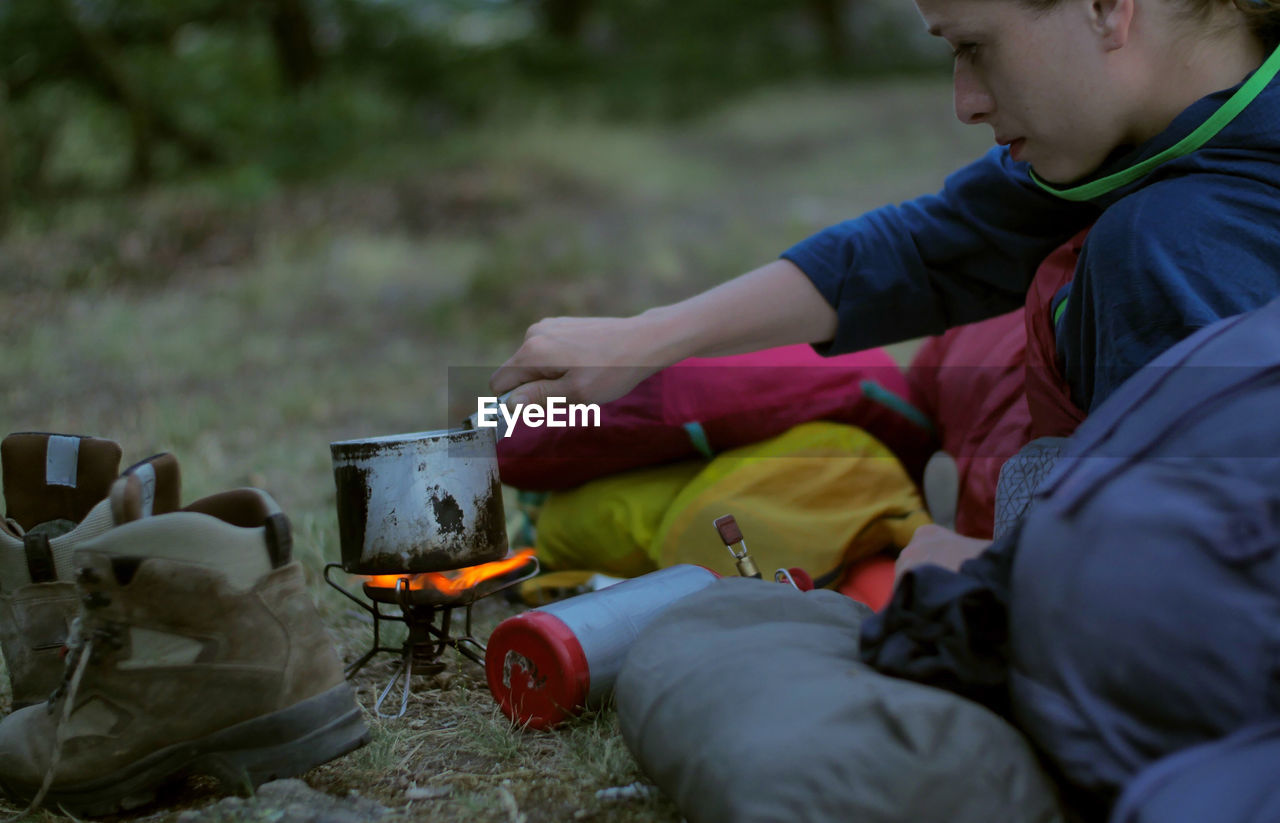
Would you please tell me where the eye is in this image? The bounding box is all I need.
[951,42,980,61]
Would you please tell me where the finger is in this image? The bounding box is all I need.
[911,524,947,541]
[490,361,563,395]
[505,378,567,410]
[893,528,936,586]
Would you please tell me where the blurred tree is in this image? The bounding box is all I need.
[808,0,849,69]
[0,1,64,192]
[64,0,324,93]
[0,0,225,186]
[0,80,10,236]
[267,0,322,90]
[0,0,939,202]
[52,0,220,184]
[537,0,594,44]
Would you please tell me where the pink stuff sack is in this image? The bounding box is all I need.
[497,344,935,491]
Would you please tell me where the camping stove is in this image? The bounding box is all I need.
[326,427,538,718]
[324,550,538,718]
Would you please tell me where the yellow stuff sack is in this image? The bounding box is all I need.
[535,459,703,577]
[651,422,930,583]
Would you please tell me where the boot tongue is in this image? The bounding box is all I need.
[1,433,123,533]
[109,453,183,524]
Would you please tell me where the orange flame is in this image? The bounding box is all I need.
[364,548,536,595]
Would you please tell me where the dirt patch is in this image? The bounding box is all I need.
[173,779,390,823]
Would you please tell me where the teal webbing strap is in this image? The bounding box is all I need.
[1031,43,1280,201]
[859,381,936,433]
[683,421,715,458]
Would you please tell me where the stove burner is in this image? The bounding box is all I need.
[359,556,537,609]
[324,554,539,718]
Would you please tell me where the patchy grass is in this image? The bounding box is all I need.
[0,75,986,822]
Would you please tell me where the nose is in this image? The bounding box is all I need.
[953,62,994,124]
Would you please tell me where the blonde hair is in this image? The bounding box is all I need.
[1020,0,1280,49]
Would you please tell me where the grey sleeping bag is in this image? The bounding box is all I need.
[615,578,1062,823]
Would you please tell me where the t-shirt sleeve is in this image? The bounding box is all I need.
[782,147,1098,355]
[1058,179,1280,411]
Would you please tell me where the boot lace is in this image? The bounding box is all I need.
[0,631,93,820]
[2,573,117,819]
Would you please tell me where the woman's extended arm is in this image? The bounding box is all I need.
[489,258,837,407]
[492,148,1096,408]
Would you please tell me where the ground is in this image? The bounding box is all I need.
[0,76,987,822]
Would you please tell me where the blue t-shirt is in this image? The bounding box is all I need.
[782,72,1280,412]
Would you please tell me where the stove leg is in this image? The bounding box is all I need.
[375,652,414,719]
[452,635,486,666]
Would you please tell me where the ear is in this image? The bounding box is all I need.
[1091,0,1134,50]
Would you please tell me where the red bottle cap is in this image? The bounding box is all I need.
[485,610,590,730]
[787,567,815,591]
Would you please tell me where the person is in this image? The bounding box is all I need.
[491,0,1280,574]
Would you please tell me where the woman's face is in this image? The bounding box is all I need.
[915,0,1134,183]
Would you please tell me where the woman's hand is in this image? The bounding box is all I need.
[894,524,992,584]
[490,259,839,408]
[489,315,669,408]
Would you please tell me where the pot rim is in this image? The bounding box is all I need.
[330,427,487,449]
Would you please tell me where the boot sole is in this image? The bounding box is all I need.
[0,682,370,816]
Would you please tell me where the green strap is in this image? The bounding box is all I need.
[1032,44,1280,201]
[1053,296,1070,327]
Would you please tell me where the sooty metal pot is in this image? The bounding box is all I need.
[330,427,508,575]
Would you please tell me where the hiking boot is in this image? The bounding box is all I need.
[0,433,125,710]
[0,433,182,710]
[0,484,369,815]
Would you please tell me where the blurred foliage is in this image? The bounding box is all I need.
[0,0,945,217]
